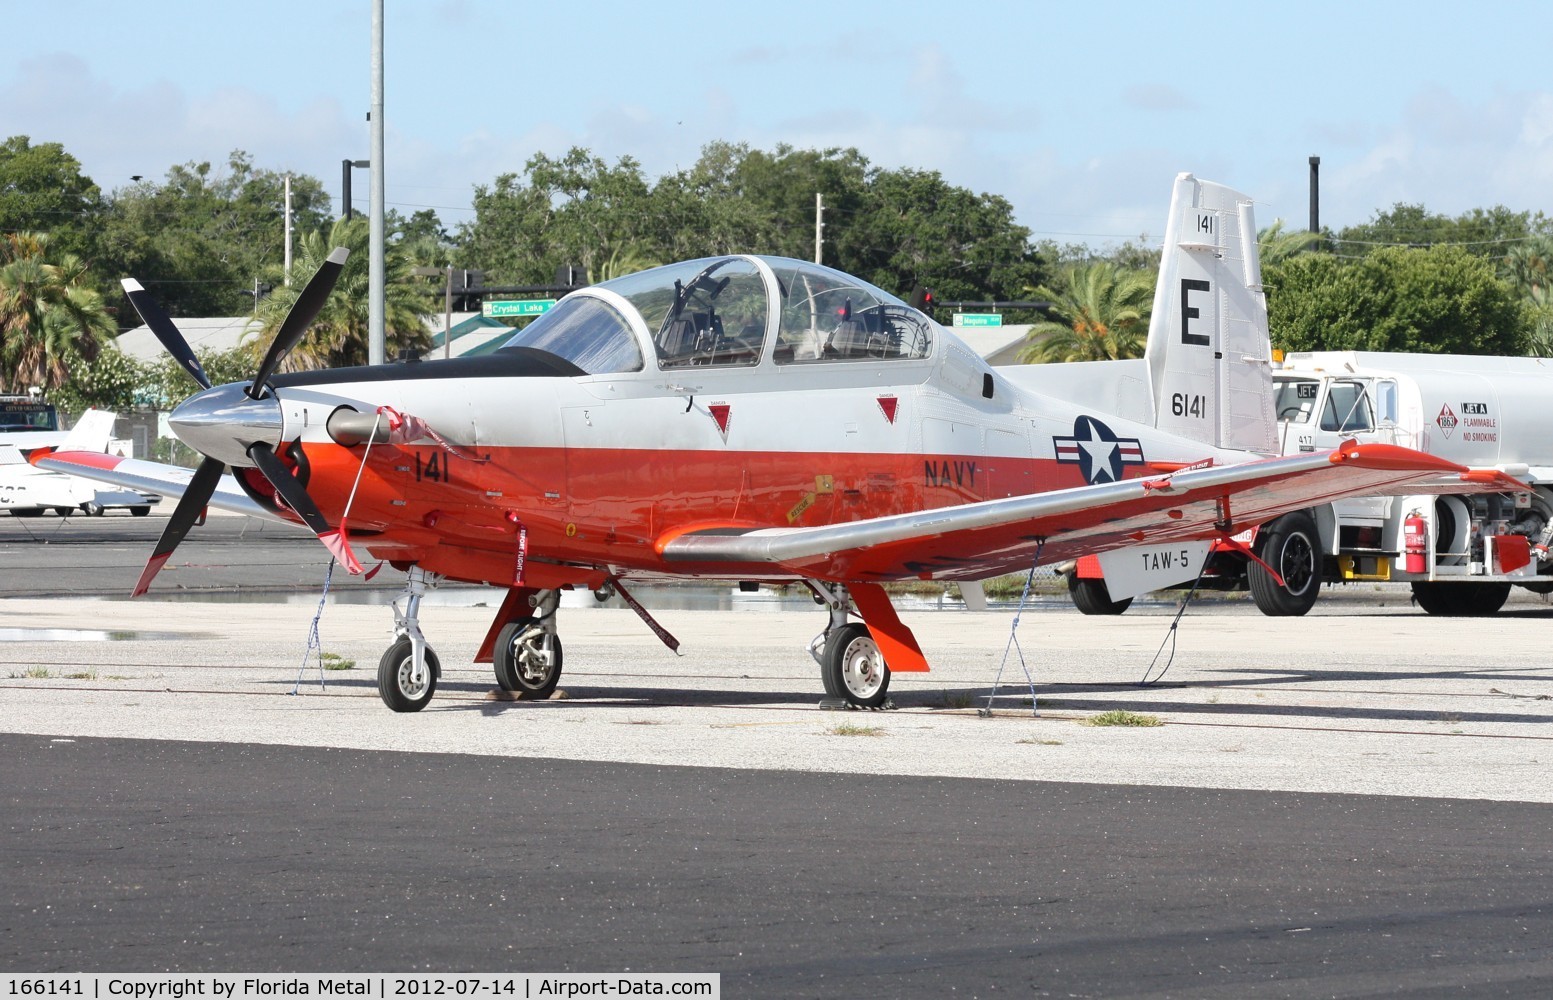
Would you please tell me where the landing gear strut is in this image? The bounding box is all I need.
[493,589,564,698]
[377,565,443,712]
[808,582,891,708]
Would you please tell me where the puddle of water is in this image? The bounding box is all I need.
[0,627,187,642]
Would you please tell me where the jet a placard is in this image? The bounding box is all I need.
[41,174,1518,711]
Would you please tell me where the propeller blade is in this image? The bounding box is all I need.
[249,246,351,397]
[121,278,211,391]
[247,441,363,574]
[132,455,225,596]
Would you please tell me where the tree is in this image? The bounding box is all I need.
[48,346,147,412]
[458,148,660,285]
[1257,220,1321,266]
[1266,245,1530,355]
[839,166,1044,305]
[249,217,431,371]
[1018,261,1156,362]
[97,152,331,318]
[1334,203,1550,259]
[0,232,115,393]
[0,136,104,264]
[456,142,1047,303]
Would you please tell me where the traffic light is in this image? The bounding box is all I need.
[908,285,935,312]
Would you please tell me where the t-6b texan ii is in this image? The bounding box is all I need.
[40,174,1516,711]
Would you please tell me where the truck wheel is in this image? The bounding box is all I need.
[1248,511,1321,616]
[1411,581,1511,617]
[1067,575,1132,615]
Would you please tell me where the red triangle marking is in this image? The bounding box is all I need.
[877,396,898,424]
[709,403,731,436]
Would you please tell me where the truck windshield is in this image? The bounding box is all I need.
[1273,379,1319,423]
[0,400,58,432]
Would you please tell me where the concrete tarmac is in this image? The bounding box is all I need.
[4,508,1553,994]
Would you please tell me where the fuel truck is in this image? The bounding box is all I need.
[1066,350,1553,616]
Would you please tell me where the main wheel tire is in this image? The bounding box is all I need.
[130,506,150,517]
[377,637,439,712]
[52,507,73,517]
[1067,575,1133,615]
[493,620,563,698]
[82,502,105,517]
[1248,511,1322,616]
[822,622,891,708]
[1411,581,1511,617]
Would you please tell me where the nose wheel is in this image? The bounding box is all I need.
[378,637,440,712]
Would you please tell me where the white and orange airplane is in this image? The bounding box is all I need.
[39,174,1516,711]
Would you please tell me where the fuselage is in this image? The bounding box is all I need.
[197,256,1252,588]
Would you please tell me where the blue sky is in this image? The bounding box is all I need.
[8,0,1553,253]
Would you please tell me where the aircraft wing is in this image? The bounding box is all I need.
[659,443,1524,581]
[34,450,284,523]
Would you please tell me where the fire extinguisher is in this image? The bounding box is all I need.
[1403,510,1428,574]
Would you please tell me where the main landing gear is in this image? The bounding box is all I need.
[493,589,564,699]
[808,582,891,709]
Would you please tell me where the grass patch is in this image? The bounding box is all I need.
[937,691,974,709]
[320,652,356,671]
[1081,709,1163,728]
[826,722,886,737]
[1016,737,1064,746]
[15,667,53,679]
[65,669,98,681]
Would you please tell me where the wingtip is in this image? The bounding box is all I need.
[121,277,144,293]
[326,247,350,265]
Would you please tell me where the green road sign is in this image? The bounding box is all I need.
[483,299,555,318]
[952,313,1003,328]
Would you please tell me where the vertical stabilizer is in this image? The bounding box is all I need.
[59,409,119,453]
[1142,174,1276,455]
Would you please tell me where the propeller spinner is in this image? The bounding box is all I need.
[122,247,360,595]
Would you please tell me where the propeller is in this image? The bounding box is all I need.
[121,278,212,391]
[120,248,362,595]
[131,455,224,597]
[249,247,349,396]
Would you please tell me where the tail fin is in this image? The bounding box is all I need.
[58,409,119,453]
[1142,173,1276,455]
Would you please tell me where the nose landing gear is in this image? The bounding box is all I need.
[377,565,443,712]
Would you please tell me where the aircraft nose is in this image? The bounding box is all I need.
[168,383,284,467]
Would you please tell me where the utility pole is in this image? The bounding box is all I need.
[368,0,386,366]
[814,192,824,265]
[283,173,293,286]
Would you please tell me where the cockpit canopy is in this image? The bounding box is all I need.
[496,255,936,375]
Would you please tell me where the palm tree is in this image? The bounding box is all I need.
[1501,236,1553,298]
[0,232,115,393]
[1018,261,1156,363]
[1257,219,1321,265]
[249,217,431,371]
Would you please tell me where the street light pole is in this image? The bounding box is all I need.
[368,0,386,366]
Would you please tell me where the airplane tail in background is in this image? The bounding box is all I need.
[57,409,119,453]
[1143,173,1277,456]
